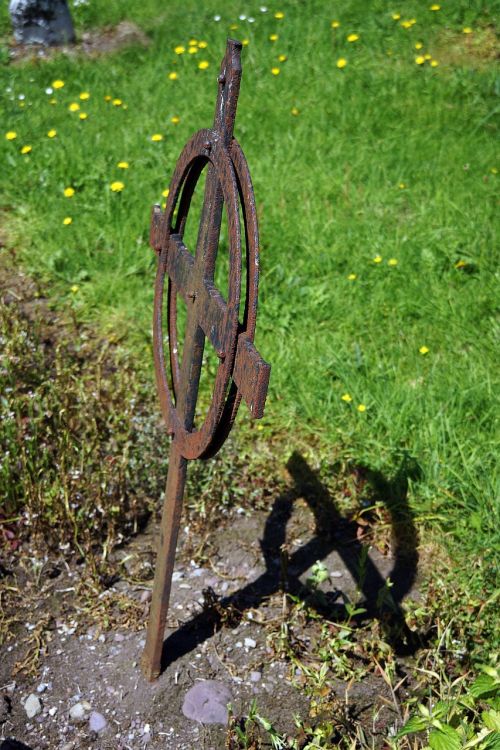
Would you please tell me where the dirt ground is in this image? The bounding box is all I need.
[1,498,422,749]
[7,21,150,65]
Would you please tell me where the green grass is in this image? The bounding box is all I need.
[0,0,498,608]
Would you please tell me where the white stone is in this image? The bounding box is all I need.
[69,702,88,721]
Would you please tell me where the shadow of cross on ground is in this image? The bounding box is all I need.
[161,451,422,673]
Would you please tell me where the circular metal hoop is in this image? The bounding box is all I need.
[154,129,259,460]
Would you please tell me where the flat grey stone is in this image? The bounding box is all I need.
[89,710,107,732]
[182,680,233,724]
[24,693,42,718]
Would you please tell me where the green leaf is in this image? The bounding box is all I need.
[483,711,500,732]
[396,715,429,737]
[471,675,500,699]
[482,731,500,749]
[429,725,462,750]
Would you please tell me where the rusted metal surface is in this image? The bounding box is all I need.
[141,39,270,681]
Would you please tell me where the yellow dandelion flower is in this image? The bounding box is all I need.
[430,59,439,67]
[110,181,125,192]
[198,41,208,49]
[341,393,352,402]
[63,217,72,226]
[112,98,122,107]
[52,79,64,89]
[278,54,287,62]
[462,27,472,34]
[419,346,429,355]
[5,131,17,140]
[242,39,249,46]
[188,46,198,54]
[373,255,383,263]
[162,189,170,198]
[151,133,163,142]
[70,284,79,293]
[198,60,210,70]
[336,58,347,69]
[79,92,90,100]
[348,273,357,280]
[171,116,180,124]
[275,11,284,19]
[50,98,57,105]
[415,55,425,65]
[392,13,401,20]
[21,145,32,154]
[64,187,75,198]
[399,183,406,189]
[347,33,359,42]
[168,72,178,80]
[117,161,129,169]
[79,113,88,120]
[357,404,367,413]
[291,106,299,116]
[174,45,185,55]
[47,129,57,138]
[271,67,280,76]
[388,258,398,266]
[430,4,440,10]
[188,38,198,46]
[331,20,340,28]
[68,102,80,112]
[104,95,112,102]
[415,42,423,49]
[269,33,278,41]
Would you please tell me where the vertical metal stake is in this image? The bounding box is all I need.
[140,446,187,680]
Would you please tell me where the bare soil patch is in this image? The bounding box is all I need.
[6,21,150,65]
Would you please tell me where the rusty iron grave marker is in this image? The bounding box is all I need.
[141,39,271,681]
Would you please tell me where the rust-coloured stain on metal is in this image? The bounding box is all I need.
[141,39,270,681]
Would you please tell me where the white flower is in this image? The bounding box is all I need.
[214,14,221,21]
[45,87,53,95]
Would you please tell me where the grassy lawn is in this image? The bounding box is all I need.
[0,0,498,733]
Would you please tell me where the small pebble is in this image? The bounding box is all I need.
[244,637,257,649]
[89,710,107,732]
[24,693,42,719]
[250,671,261,682]
[69,702,88,721]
